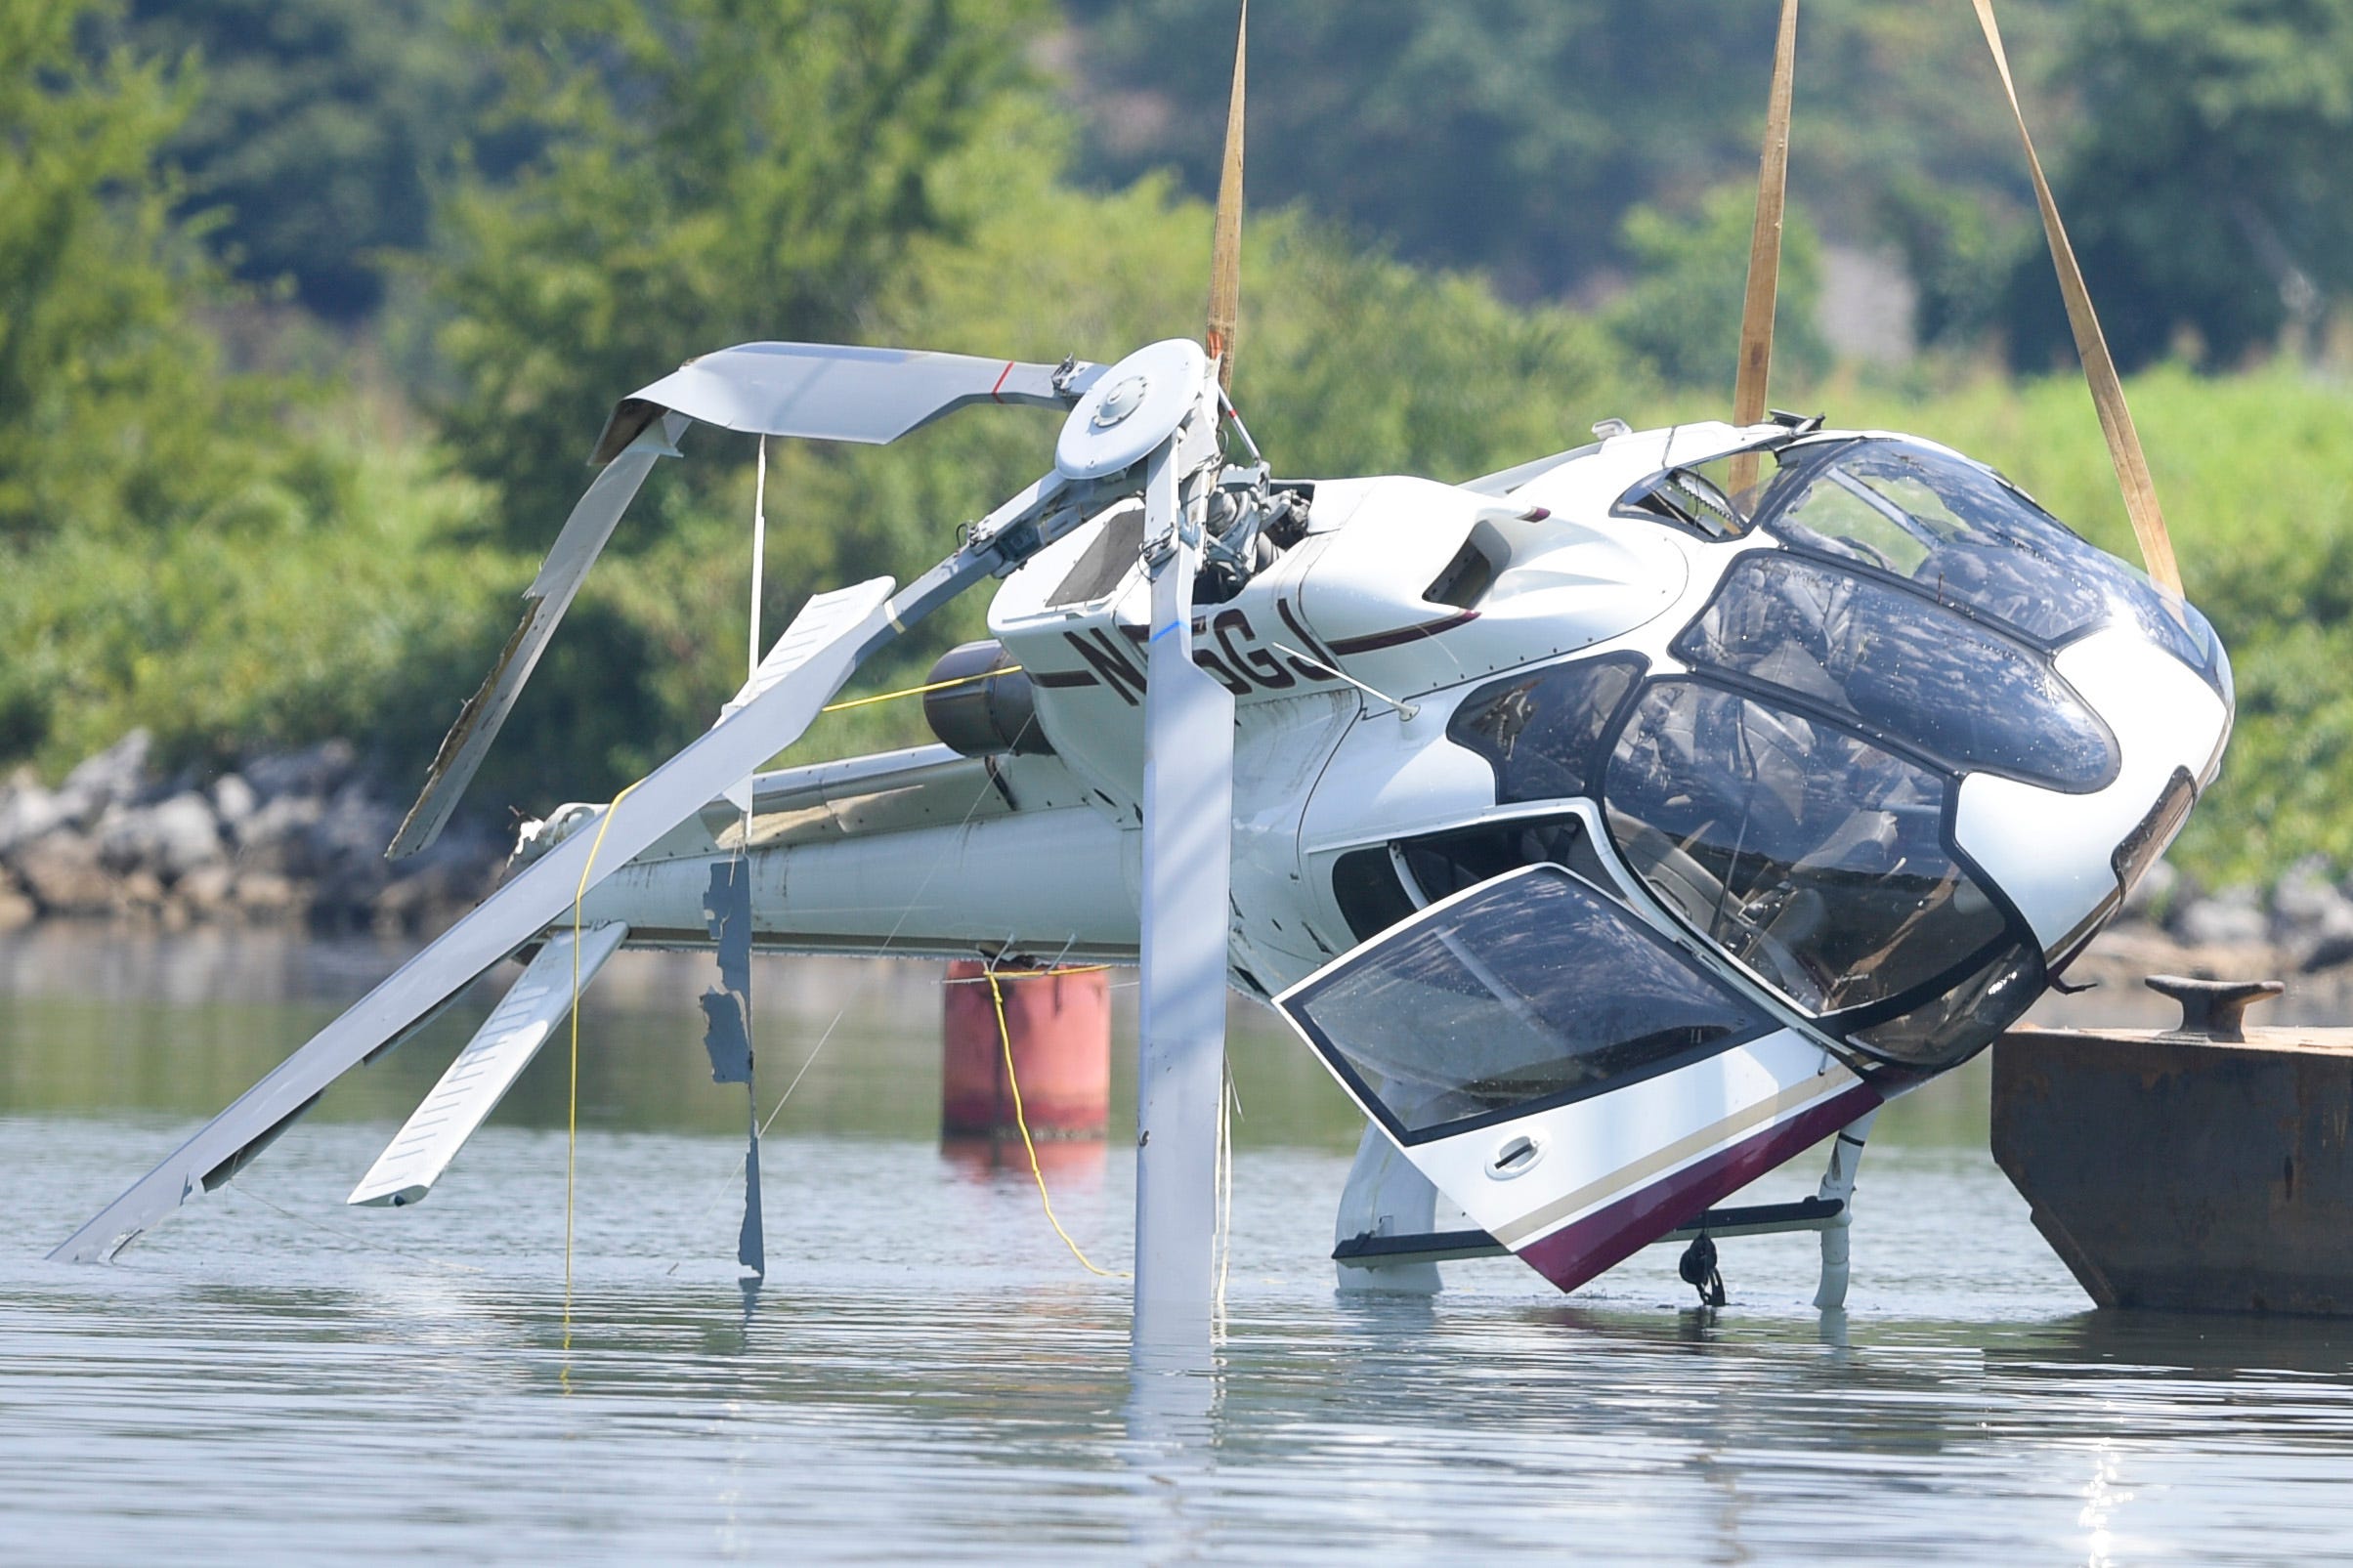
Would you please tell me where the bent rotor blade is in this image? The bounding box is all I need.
[53,577,902,1264]
[1972,0,2182,597]
[1203,2,1246,394]
[1132,442,1236,1347]
[388,414,688,860]
[348,921,630,1208]
[590,343,1101,465]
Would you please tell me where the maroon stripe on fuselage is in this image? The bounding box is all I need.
[1325,610,1480,657]
[1513,1081,1881,1294]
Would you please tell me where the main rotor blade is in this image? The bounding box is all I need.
[1203,1,1247,395]
[591,342,1099,464]
[1733,0,1799,433]
[53,577,904,1264]
[388,414,686,860]
[1972,0,2183,597]
[347,921,630,1208]
[1132,442,1236,1349]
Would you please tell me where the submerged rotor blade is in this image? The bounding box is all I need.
[1732,0,1798,436]
[53,577,901,1264]
[591,343,1099,465]
[1132,443,1236,1347]
[348,921,630,1208]
[1973,0,2182,597]
[1203,1,1247,394]
[388,414,687,860]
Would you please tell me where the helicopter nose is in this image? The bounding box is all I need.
[1948,624,2230,961]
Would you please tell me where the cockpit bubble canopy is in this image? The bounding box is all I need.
[1761,439,2228,697]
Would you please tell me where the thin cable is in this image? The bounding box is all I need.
[985,966,1129,1280]
[749,436,768,672]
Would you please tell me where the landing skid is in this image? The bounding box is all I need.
[1333,1109,1881,1309]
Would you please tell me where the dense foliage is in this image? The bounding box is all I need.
[2002,0,2353,371]
[0,0,2348,891]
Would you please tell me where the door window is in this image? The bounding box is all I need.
[1280,866,1774,1143]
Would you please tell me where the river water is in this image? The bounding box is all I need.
[5,928,2352,1563]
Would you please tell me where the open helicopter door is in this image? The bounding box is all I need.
[1276,865,1881,1293]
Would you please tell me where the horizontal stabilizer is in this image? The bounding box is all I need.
[348,922,629,1208]
[591,342,1099,464]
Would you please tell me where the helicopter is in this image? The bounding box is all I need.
[52,0,2232,1338]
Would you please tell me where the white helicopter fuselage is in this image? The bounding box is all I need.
[556,414,2232,1295]
[576,415,2225,1005]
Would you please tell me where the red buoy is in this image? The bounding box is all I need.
[941,960,1111,1139]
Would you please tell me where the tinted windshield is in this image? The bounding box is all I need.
[1604,680,2021,1031]
[1673,552,2118,792]
[1280,866,1773,1141]
[1449,654,1646,805]
[1767,440,2227,695]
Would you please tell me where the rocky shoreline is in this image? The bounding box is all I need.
[0,732,503,936]
[3,732,2353,996]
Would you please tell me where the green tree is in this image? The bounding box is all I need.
[1065,0,2071,318]
[1604,183,1827,394]
[0,0,295,550]
[2004,0,2353,370]
[432,0,1052,547]
[118,0,494,321]
[0,0,498,777]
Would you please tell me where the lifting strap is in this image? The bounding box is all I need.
[1972,0,2184,598]
[1733,0,1800,435]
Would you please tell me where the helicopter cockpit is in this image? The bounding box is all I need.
[1318,434,2232,1147]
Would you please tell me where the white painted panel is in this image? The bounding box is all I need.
[1954,625,2228,952]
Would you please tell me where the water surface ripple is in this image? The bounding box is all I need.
[5,933,2352,1563]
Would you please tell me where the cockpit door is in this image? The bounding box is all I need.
[1275,864,1880,1293]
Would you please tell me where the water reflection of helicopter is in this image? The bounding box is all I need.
[54,0,2229,1333]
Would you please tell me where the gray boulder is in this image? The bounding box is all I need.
[95,793,225,881]
[0,777,72,859]
[57,731,152,821]
[232,792,326,872]
[13,831,115,916]
[2172,884,2270,948]
[241,740,356,802]
[2273,855,2353,970]
[210,773,258,829]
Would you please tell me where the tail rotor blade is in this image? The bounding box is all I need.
[1133,441,1236,1349]
[1204,1,1247,394]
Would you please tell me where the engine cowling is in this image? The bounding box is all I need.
[922,640,1053,757]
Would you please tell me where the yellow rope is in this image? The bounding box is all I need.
[983,965,1129,1280]
[565,779,641,1341]
[819,666,1019,715]
[944,963,1111,984]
